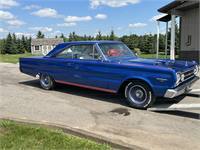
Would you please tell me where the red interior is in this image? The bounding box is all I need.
[107,49,121,57]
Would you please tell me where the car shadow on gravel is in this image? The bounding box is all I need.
[19,79,199,120]
[19,79,129,107]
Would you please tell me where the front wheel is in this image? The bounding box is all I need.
[125,81,155,109]
[39,74,54,90]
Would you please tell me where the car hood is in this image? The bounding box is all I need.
[114,57,196,72]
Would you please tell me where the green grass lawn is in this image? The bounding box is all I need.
[0,120,111,150]
[0,53,35,64]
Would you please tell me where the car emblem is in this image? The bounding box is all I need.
[185,61,188,67]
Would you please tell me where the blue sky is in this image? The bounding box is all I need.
[0,0,172,38]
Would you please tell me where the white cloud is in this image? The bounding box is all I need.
[90,0,140,8]
[57,22,77,27]
[150,14,167,22]
[23,4,41,10]
[32,8,61,18]
[0,10,15,20]
[0,0,19,9]
[0,10,25,27]
[15,32,33,38]
[64,16,92,22]
[95,14,107,20]
[49,30,62,37]
[29,27,53,32]
[0,28,8,33]
[7,19,25,27]
[129,23,147,28]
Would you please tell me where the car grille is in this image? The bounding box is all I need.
[183,69,195,81]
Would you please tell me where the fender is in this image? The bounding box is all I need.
[121,76,153,89]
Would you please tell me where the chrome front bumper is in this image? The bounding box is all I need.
[164,76,199,98]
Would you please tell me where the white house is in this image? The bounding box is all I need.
[31,38,64,55]
[157,0,199,63]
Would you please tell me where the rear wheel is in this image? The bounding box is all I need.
[39,74,54,90]
[125,81,155,109]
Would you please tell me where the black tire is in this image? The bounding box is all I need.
[39,74,54,90]
[125,81,155,109]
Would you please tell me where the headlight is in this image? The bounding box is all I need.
[181,74,185,82]
[194,65,199,75]
[176,72,181,85]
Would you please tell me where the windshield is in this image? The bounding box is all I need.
[98,43,136,59]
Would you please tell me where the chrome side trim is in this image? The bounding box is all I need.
[156,78,168,82]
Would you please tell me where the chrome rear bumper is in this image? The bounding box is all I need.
[164,76,199,98]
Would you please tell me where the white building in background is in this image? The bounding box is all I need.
[157,0,199,63]
[31,38,64,55]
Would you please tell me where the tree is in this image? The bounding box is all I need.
[0,31,173,55]
[16,38,23,54]
[109,30,117,40]
[60,33,67,42]
[26,37,31,52]
[0,39,6,54]
[4,33,14,54]
[36,31,44,39]
[20,35,27,53]
[96,31,102,40]
[11,33,18,53]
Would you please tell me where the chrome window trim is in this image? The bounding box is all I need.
[95,43,108,61]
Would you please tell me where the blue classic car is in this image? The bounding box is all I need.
[19,41,199,109]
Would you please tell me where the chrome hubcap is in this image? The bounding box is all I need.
[135,89,144,98]
[128,85,147,104]
[41,75,51,87]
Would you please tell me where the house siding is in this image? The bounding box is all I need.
[31,38,63,55]
[180,7,200,63]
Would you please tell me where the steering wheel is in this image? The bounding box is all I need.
[107,49,121,57]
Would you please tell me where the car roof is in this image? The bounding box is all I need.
[46,40,123,57]
[59,40,122,46]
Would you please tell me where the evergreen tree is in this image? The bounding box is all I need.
[72,32,77,41]
[88,36,94,41]
[83,34,88,41]
[26,37,31,52]
[0,39,6,54]
[21,35,26,53]
[109,30,116,40]
[11,33,18,53]
[60,33,67,42]
[16,38,23,54]
[68,32,73,41]
[96,31,102,40]
[36,31,45,39]
[4,33,13,54]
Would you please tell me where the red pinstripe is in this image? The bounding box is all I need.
[55,80,116,93]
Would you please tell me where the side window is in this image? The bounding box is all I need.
[56,47,74,59]
[56,44,101,60]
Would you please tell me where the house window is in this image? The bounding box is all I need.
[35,45,40,50]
